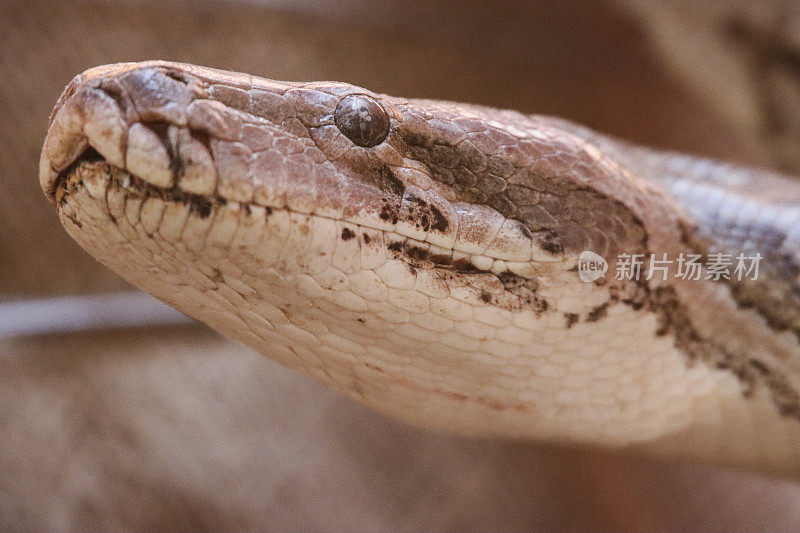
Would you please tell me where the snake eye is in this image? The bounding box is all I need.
[334,94,390,148]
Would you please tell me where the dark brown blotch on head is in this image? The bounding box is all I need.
[586,302,609,322]
[338,157,405,198]
[387,241,404,253]
[387,240,432,264]
[341,227,356,241]
[138,121,184,177]
[378,166,406,196]
[498,271,525,290]
[534,297,548,312]
[450,259,481,273]
[169,154,185,180]
[564,313,580,328]
[621,297,645,311]
[334,94,390,148]
[401,193,440,231]
[748,359,770,375]
[429,204,448,232]
[379,203,399,224]
[406,193,427,208]
[540,231,563,254]
[189,196,212,218]
[429,254,451,266]
[406,246,428,261]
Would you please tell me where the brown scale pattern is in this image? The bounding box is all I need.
[396,106,648,263]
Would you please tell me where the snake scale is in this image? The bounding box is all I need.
[39,62,800,477]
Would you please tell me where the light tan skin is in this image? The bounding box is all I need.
[41,62,800,477]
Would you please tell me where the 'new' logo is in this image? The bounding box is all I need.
[578,251,607,282]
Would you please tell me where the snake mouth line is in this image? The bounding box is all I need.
[53,143,575,287]
[55,147,219,220]
[55,155,552,287]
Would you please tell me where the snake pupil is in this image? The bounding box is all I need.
[334,94,390,147]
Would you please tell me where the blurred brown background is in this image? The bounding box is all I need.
[2,0,799,530]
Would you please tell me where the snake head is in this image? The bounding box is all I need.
[45,61,796,472]
[36,61,660,438]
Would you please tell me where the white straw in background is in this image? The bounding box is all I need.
[0,291,195,338]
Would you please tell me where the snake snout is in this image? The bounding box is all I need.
[40,62,210,203]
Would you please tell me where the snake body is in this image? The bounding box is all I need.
[40,62,800,476]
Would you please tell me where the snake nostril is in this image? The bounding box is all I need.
[334,94,390,148]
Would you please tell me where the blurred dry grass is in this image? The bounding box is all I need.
[1,0,798,530]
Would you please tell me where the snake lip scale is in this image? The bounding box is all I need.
[40,61,800,476]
